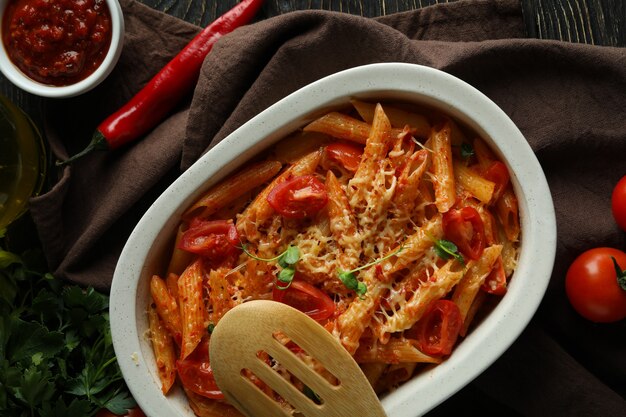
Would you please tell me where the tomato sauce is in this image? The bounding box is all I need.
[2,0,112,86]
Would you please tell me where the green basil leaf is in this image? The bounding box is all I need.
[279,246,300,267]
[277,266,295,284]
[434,239,465,265]
[356,282,368,297]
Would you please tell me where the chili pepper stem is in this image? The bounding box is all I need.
[56,130,109,166]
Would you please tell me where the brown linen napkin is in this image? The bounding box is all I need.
[29,0,626,415]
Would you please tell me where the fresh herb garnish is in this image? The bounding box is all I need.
[0,243,136,416]
[611,256,626,291]
[337,244,404,297]
[432,237,465,266]
[207,323,216,334]
[460,142,475,160]
[337,271,369,297]
[241,244,300,289]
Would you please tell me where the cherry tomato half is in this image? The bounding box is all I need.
[612,175,626,232]
[267,175,328,219]
[95,408,146,417]
[482,161,510,203]
[325,142,364,172]
[176,339,225,399]
[178,218,240,262]
[272,279,335,321]
[408,300,462,356]
[565,247,626,323]
[442,207,486,260]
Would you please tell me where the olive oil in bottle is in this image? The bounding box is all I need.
[0,95,46,230]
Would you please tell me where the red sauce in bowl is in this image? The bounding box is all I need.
[2,0,112,86]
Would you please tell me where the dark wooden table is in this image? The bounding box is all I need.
[0,0,624,125]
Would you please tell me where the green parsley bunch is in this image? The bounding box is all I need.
[0,231,135,417]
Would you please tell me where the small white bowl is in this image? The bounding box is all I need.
[0,0,124,98]
[110,63,556,417]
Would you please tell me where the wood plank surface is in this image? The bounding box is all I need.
[521,0,624,45]
[139,0,625,46]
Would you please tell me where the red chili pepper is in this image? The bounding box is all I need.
[57,0,264,166]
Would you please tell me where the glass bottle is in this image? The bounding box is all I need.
[0,94,46,230]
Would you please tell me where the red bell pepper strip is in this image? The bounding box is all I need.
[57,0,264,166]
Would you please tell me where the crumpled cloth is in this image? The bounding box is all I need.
[29,0,626,415]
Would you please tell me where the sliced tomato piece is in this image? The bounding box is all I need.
[272,279,335,321]
[178,218,240,263]
[483,161,510,203]
[442,206,486,260]
[267,175,328,219]
[409,300,462,356]
[325,142,364,172]
[481,258,507,295]
[176,339,224,400]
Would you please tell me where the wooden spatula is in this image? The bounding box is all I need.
[209,300,387,417]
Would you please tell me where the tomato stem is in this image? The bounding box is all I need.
[611,256,626,291]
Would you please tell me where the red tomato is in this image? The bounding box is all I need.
[409,300,462,356]
[483,161,510,203]
[612,175,626,232]
[272,279,335,321]
[95,408,146,417]
[325,142,364,172]
[442,207,486,260]
[267,175,328,219]
[565,247,626,323]
[481,258,507,295]
[176,339,224,399]
[178,218,240,262]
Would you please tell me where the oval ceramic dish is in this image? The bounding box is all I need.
[110,63,556,417]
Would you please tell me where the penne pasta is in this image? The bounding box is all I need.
[351,99,431,138]
[148,304,177,395]
[150,274,183,344]
[429,122,456,213]
[185,160,282,220]
[360,362,387,386]
[354,338,440,364]
[207,267,239,323]
[473,137,497,169]
[303,111,371,144]
[452,245,502,322]
[460,290,487,337]
[326,170,361,270]
[378,259,465,336]
[178,259,208,360]
[167,224,194,277]
[146,101,521,414]
[454,160,495,204]
[165,272,180,304]
[496,187,521,242]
